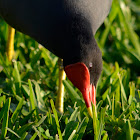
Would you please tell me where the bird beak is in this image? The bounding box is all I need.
[64,62,96,118]
[87,84,96,118]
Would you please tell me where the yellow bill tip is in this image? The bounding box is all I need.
[87,107,93,118]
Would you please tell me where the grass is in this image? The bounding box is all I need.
[0,0,140,139]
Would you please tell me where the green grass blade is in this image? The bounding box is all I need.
[128,82,136,105]
[17,122,34,137]
[68,129,77,140]
[34,80,46,109]
[6,127,21,138]
[63,121,79,140]
[63,80,84,106]
[92,104,98,140]
[126,120,133,140]
[20,132,28,140]
[102,132,108,140]
[115,86,121,117]
[30,132,38,140]
[22,85,30,97]
[97,100,103,113]
[13,61,22,95]
[1,98,11,139]
[133,129,140,135]
[13,61,21,84]
[112,94,115,120]
[0,105,5,122]
[14,94,27,105]
[63,108,80,137]
[138,90,140,99]
[0,96,6,122]
[98,108,106,140]
[119,105,130,119]
[41,47,55,69]
[32,126,42,139]
[68,107,80,122]
[34,115,47,127]
[30,50,41,67]
[118,73,127,110]
[20,110,35,125]
[45,129,53,139]
[11,98,23,124]
[28,79,37,116]
[0,53,11,79]
[129,82,135,98]
[0,95,6,108]
[75,117,89,140]
[50,99,63,140]
[107,94,112,110]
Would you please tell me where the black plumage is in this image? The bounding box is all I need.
[0,0,112,112]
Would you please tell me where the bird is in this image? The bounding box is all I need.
[0,0,112,117]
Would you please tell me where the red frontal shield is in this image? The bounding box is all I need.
[64,62,96,109]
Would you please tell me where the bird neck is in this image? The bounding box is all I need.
[63,37,99,67]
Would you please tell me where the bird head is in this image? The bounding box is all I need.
[64,38,102,117]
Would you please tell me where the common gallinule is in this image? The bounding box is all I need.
[0,0,112,117]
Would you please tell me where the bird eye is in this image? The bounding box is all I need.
[89,62,92,68]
